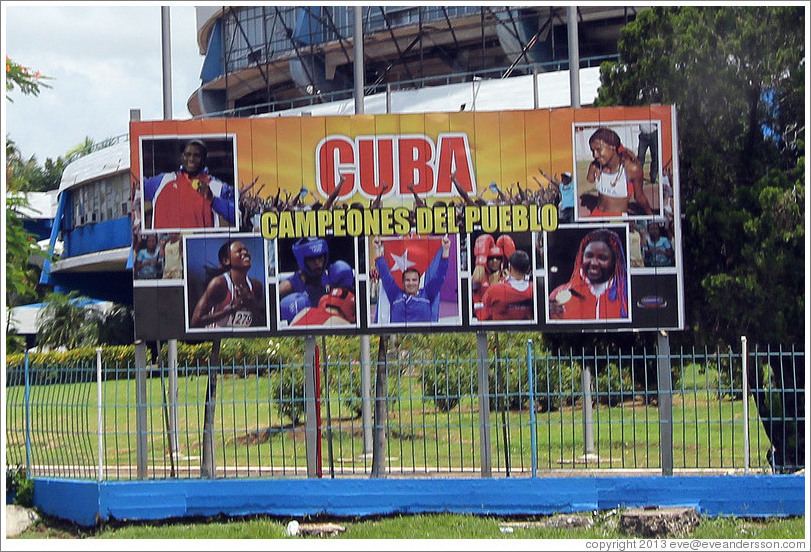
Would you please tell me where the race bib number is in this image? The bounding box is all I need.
[231,310,253,327]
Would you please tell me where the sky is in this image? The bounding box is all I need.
[3,2,203,162]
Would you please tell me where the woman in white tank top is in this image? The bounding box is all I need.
[585,127,654,218]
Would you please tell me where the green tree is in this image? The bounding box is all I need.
[5,56,51,100]
[65,136,96,163]
[97,304,135,346]
[4,194,43,303]
[6,137,66,192]
[595,6,805,472]
[6,58,55,353]
[703,161,805,343]
[595,6,805,345]
[5,192,46,352]
[35,291,101,350]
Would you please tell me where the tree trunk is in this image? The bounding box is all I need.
[371,335,388,478]
[201,339,221,478]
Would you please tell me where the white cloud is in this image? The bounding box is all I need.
[3,3,202,161]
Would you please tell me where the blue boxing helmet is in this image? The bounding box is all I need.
[279,291,311,323]
[292,237,329,278]
[328,260,355,289]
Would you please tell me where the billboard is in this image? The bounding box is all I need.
[131,105,683,339]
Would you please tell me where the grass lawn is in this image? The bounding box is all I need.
[13,511,807,540]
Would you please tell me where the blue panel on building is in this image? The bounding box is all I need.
[65,217,132,257]
[200,19,224,83]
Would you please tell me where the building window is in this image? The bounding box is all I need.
[222,6,493,71]
[69,172,130,227]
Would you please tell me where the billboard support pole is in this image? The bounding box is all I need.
[201,340,221,478]
[386,83,392,114]
[567,6,581,108]
[161,6,179,469]
[304,336,319,478]
[160,6,173,120]
[135,340,148,480]
[167,339,179,466]
[354,5,374,462]
[353,6,364,115]
[476,332,492,477]
[527,340,538,477]
[361,334,373,456]
[533,69,539,110]
[657,331,674,475]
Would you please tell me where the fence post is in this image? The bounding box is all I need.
[581,365,596,460]
[24,350,32,477]
[527,340,537,478]
[741,335,750,475]
[135,340,148,480]
[96,347,104,482]
[476,331,492,477]
[304,336,319,478]
[657,331,674,476]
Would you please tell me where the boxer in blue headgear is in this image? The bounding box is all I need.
[278,238,356,322]
[293,237,329,277]
[279,238,329,305]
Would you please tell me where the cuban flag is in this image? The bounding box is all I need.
[373,234,444,324]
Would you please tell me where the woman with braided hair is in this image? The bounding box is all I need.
[585,127,653,217]
[548,228,629,320]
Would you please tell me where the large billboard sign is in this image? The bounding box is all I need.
[131,105,683,339]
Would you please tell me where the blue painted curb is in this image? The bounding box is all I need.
[34,475,805,527]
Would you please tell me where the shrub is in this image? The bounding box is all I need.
[532,358,580,412]
[593,362,634,406]
[6,466,34,507]
[420,356,476,412]
[488,353,527,411]
[716,353,745,401]
[325,358,364,418]
[406,334,476,411]
[272,361,308,425]
[325,353,404,419]
[488,354,581,413]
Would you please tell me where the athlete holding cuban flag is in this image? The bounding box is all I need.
[372,234,451,324]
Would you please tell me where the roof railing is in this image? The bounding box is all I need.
[196,54,617,120]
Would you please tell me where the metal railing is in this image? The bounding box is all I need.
[5,341,804,480]
[196,54,618,120]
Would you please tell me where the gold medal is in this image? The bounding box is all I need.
[556,290,572,304]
